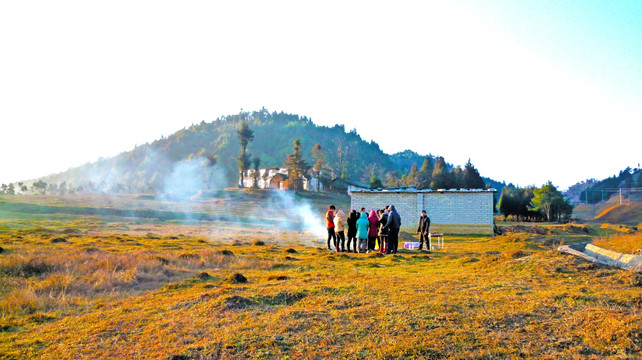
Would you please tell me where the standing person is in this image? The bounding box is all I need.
[334,210,346,252]
[383,205,401,254]
[326,205,336,251]
[346,210,358,253]
[378,209,388,254]
[356,211,370,253]
[367,210,379,252]
[417,210,431,251]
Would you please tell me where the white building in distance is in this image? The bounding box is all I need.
[350,188,496,235]
[242,167,323,191]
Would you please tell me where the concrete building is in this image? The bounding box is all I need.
[350,188,496,235]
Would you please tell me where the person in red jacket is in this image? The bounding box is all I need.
[326,205,336,251]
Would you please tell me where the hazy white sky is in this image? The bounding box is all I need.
[1,1,640,189]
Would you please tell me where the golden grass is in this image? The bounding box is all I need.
[0,226,639,359]
[593,233,642,255]
[600,223,636,234]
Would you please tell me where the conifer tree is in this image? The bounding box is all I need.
[451,166,464,189]
[417,156,433,190]
[236,120,254,188]
[463,159,486,189]
[284,138,309,191]
[430,156,450,190]
[370,175,383,189]
[406,163,419,186]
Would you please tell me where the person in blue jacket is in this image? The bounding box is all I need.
[356,211,370,253]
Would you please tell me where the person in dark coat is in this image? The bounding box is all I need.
[383,205,401,254]
[346,210,358,253]
[417,210,431,251]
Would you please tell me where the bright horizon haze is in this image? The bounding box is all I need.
[1,1,641,190]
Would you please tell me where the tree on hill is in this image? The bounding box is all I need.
[237,120,254,188]
[284,138,309,191]
[405,163,419,186]
[417,156,433,190]
[430,156,450,190]
[463,159,486,189]
[370,175,383,189]
[529,182,573,222]
[497,186,546,222]
[450,166,464,189]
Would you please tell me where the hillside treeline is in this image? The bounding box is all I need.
[498,182,573,222]
[578,167,641,203]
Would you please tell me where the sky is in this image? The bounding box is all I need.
[1,0,640,190]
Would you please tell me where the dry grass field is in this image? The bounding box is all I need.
[0,194,640,359]
[593,233,642,255]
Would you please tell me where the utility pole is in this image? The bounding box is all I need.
[619,188,622,204]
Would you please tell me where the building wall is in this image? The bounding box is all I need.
[350,191,494,235]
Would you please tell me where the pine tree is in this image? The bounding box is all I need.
[370,175,383,189]
[451,166,464,189]
[430,156,449,190]
[284,138,309,191]
[417,156,433,190]
[406,163,419,186]
[237,120,254,188]
[463,159,486,189]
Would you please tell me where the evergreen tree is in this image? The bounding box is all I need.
[370,175,383,189]
[237,120,254,188]
[284,138,309,191]
[450,166,464,189]
[430,156,450,189]
[417,156,433,190]
[463,159,486,189]
[406,163,419,186]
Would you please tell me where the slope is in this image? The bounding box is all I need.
[21,109,502,194]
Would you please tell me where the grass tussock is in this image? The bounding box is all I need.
[593,232,642,255]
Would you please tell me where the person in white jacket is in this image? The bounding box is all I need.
[333,209,346,252]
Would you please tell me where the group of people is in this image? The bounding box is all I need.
[325,204,402,254]
[326,205,432,254]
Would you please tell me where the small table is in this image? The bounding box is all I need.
[429,233,444,250]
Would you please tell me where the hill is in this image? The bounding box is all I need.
[594,202,642,225]
[15,109,503,195]
[565,167,642,204]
